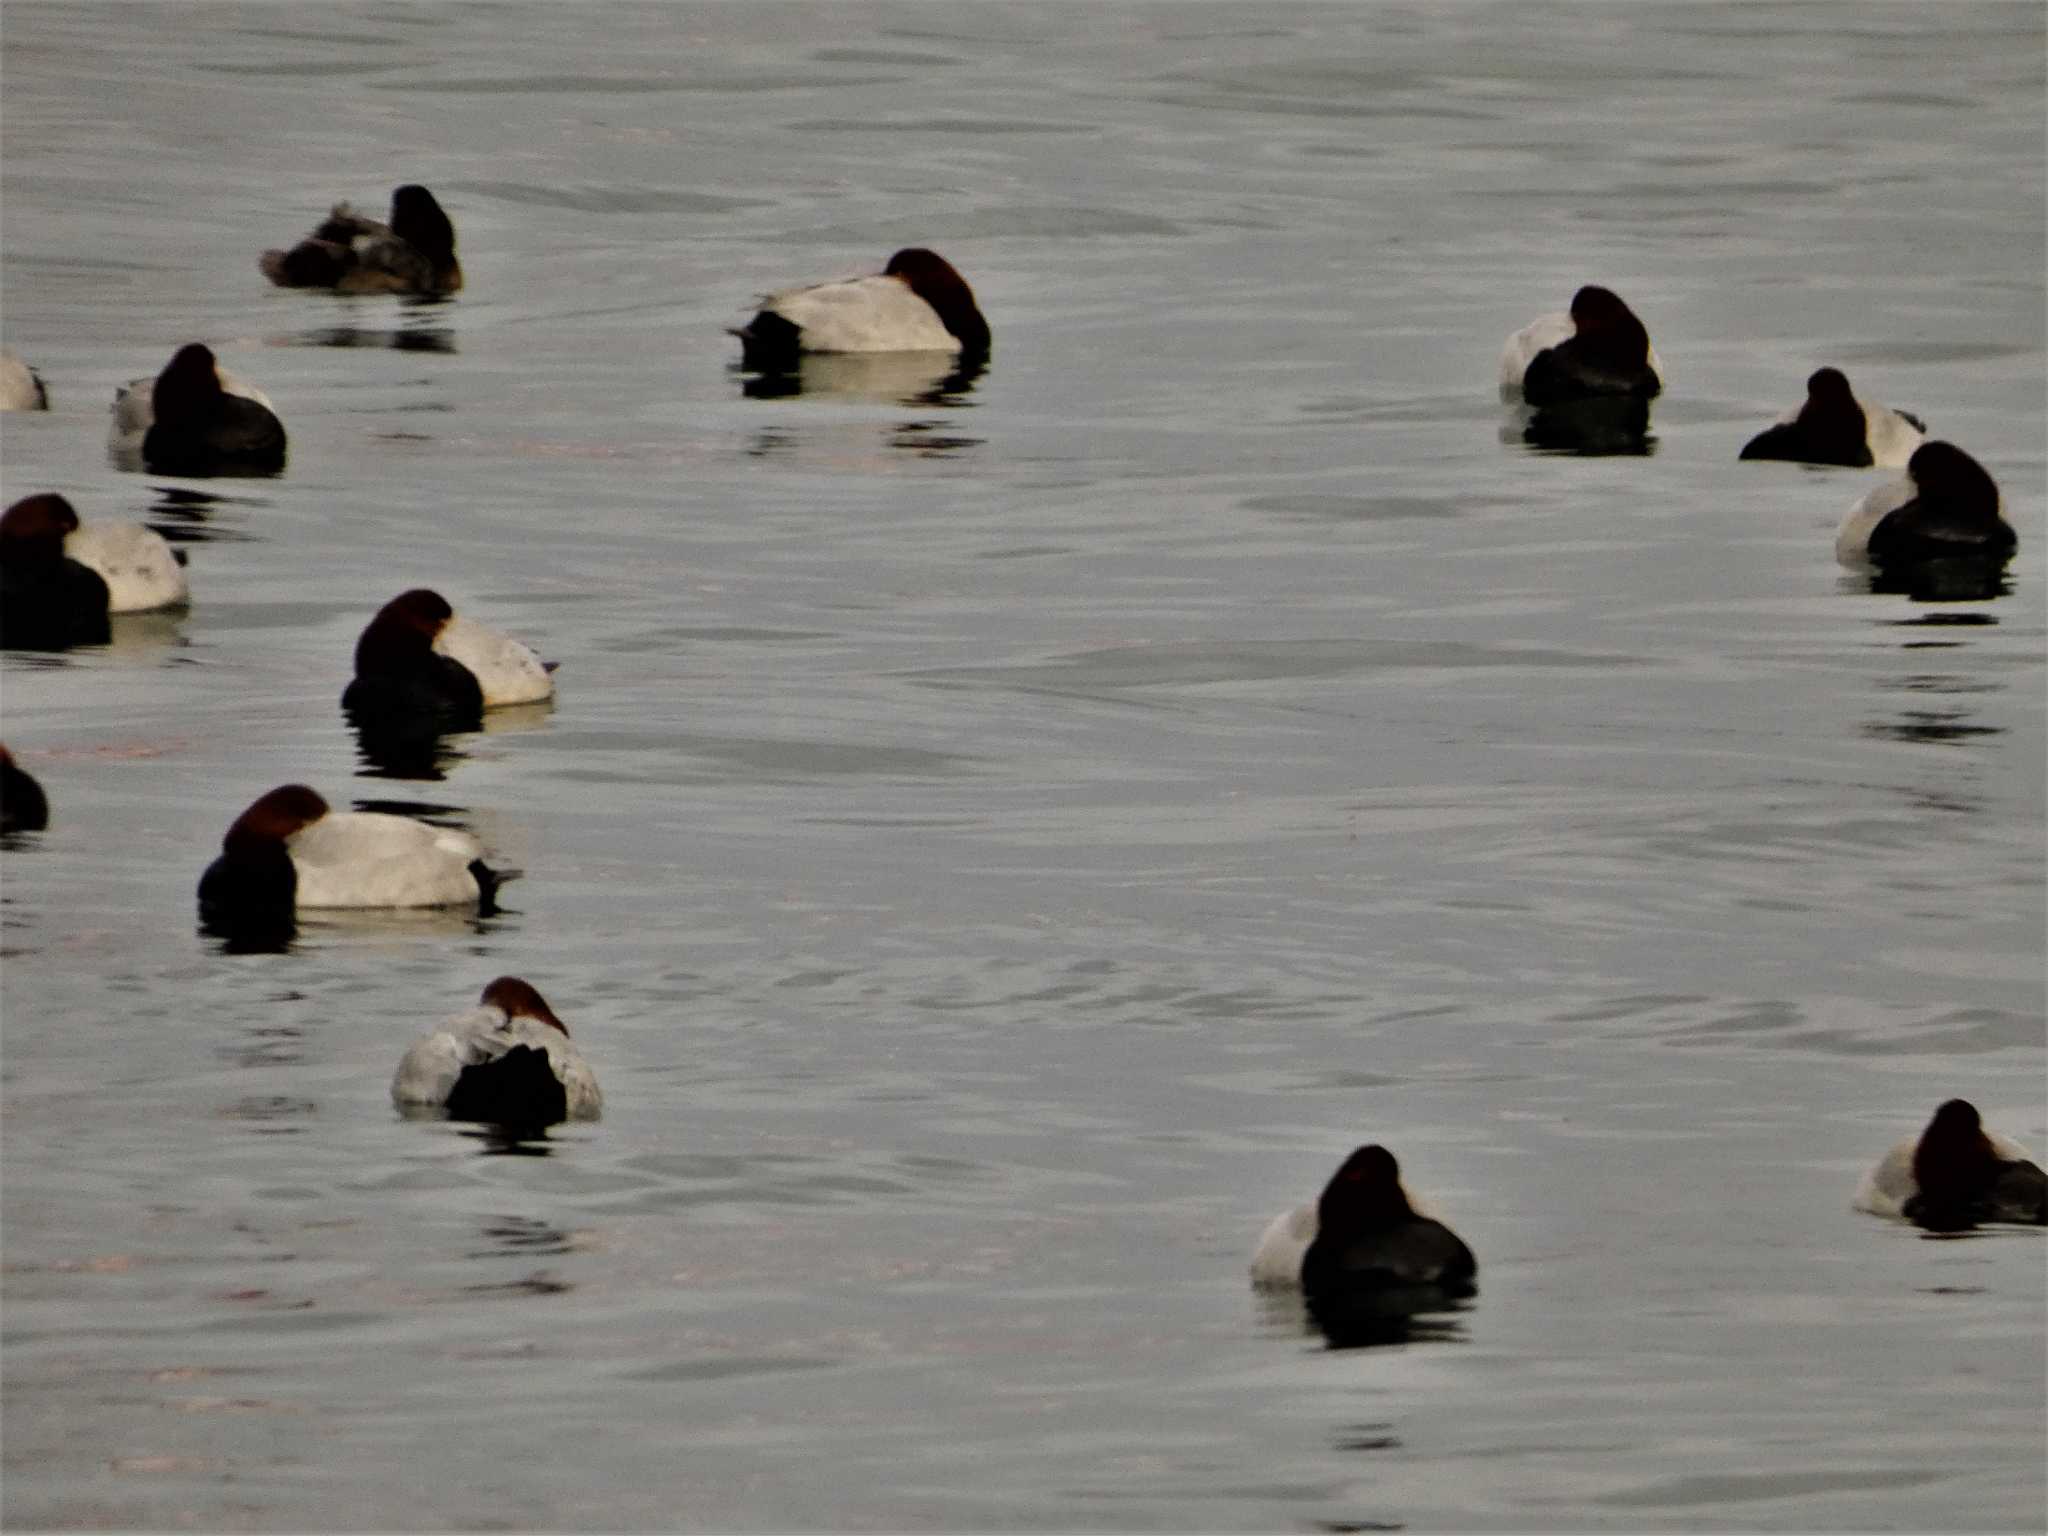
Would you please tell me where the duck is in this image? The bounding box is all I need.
[1251,1144,1477,1299]
[197,784,504,933]
[342,588,554,730]
[1740,367,1925,468]
[110,344,286,476]
[1499,286,1663,406]
[2,493,114,649]
[1,348,48,411]
[1835,441,2014,567]
[2,494,188,648]
[733,247,990,370]
[393,977,602,1127]
[9,493,187,610]
[1854,1099,2046,1231]
[1,746,49,834]
[259,184,462,296]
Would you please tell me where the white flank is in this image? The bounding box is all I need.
[286,811,484,908]
[0,349,43,410]
[433,613,554,707]
[64,523,188,613]
[1861,401,1925,469]
[1498,311,1573,399]
[1834,472,1917,565]
[761,273,959,355]
[1249,1203,1317,1288]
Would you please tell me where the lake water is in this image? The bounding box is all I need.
[3,3,2043,1530]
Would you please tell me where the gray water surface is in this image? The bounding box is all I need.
[3,4,2044,1531]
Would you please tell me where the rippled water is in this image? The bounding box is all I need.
[3,3,2044,1530]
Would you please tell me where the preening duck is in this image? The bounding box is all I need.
[260,184,462,296]
[734,247,990,370]
[393,976,602,1128]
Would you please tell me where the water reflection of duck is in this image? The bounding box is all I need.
[260,184,462,296]
[394,977,602,1129]
[1855,1099,2046,1232]
[1740,367,1924,468]
[738,348,985,405]
[733,247,990,371]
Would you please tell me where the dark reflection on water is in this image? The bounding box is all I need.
[1254,1287,1473,1352]
[461,1126,558,1158]
[279,324,458,355]
[736,351,985,405]
[1331,1423,1404,1454]
[349,718,471,781]
[1862,710,2003,746]
[888,420,985,457]
[110,446,287,481]
[1889,611,1999,629]
[1864,557,2013,604]
[469,1216,574,1258]
[1505,397,1657,456]
[347,796,472,824]
[200,913,298,956]
[141,485,266,544]
[465,1271,572,1296]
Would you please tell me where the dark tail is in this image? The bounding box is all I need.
[734,311,803,372]
[444,1045,567,1128]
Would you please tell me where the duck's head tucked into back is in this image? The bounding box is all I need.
[1855,1097,2046,1231]
[881,248,991,356]
[1500,285,1662,407]
[260,183,461,296]
[2,491,187,617]
[1252,1143,1476,1302]
[342,587,555,731]
[733,246,990,370]
[1740,367,1925,469]
[197,783,329,934]
[392,975,602,1129]
[1302,1144,1476,1296]
[133,344,287,477]
[1835,440,2014,570]
[1,494,111,651]
[1908,1100,2047,1231]
[343,588,484,729]
[198,782,499,939]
